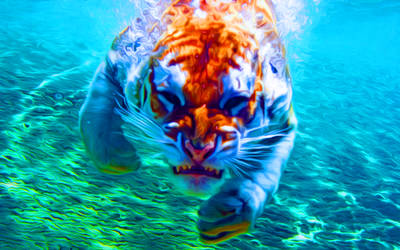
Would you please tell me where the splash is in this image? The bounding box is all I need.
[272,0,307,39]
[153,0,278,107]
[124,0,306,67]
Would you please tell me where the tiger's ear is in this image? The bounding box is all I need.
[111,26,132,50]
[111,25,143,53]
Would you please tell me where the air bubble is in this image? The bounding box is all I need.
[54,92,64,100]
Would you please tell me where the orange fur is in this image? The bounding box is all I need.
[151,0,282,141]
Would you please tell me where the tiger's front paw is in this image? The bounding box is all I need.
[197,179,266,244]
[95,147,141,175]
[98,162,138,175]
[85,136,141,175]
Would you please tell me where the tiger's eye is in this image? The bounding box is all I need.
[270,62,278,74]
[159,91,181,107]
[223,96,249,111]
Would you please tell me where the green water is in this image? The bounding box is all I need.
[1,0,400,249]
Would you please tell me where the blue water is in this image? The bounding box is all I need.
[1,0,400,249]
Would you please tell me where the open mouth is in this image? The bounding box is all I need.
[173,165,224,179]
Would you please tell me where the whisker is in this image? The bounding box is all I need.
[240,133,287,144]
[232,157,262,169]
[239,144,277,151]
[243,125,291,138]
[123,133,167,145]
[234,164,251,177]
[225,161,243,178]
[119,108,159,132]
[123,117,160,138]
[112,96,180,164]
[116,98,160,128]
[118,103,165,139]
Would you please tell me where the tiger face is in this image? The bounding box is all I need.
[152,56,258,193]
[122,48,288,196]
[120,0,289,195]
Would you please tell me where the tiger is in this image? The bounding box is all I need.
[79,0,297,244]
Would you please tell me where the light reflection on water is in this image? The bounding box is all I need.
[0,0,399,248]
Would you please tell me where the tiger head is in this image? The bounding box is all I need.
[121,0,290,195]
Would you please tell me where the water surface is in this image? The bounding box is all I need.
[1,0,399,249]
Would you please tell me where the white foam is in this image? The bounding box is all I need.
[125,0,307,63]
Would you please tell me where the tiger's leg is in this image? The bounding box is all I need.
[79,62,140,174]
[197,130,295,244]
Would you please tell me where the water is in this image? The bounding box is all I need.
[1,0,400,249]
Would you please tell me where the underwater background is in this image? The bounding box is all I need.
[1,0,399,249]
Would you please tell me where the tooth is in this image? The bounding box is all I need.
[166,122,179,128]
[183,166,187,170]
[216,169,220,175]
[178,166,182,172]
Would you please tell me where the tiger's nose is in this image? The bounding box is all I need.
[184,140,214,164]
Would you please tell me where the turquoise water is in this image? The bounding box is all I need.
[1,0,400,249]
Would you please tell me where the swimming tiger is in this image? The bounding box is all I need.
[79,0,296,244]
